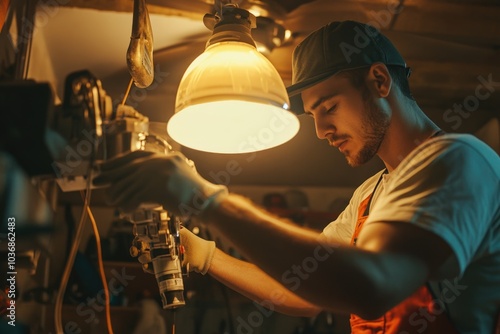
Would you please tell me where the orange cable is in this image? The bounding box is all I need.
[86,205,114,334]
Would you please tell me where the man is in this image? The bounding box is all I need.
[94,21,500,333]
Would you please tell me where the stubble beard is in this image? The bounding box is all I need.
[345,95,390,167]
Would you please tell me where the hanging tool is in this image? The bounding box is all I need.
[127,0,154,88]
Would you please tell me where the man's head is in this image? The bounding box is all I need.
[286,21,412,166]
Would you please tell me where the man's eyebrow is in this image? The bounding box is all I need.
[308,93,338,112]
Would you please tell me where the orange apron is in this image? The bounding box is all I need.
[349,173,459,333]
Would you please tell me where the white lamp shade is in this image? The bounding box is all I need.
[167,41,299,154]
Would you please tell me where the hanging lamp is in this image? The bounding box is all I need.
[166,4,299,154]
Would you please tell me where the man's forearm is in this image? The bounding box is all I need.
[209,248,321,317]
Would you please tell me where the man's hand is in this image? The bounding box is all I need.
[179,227,216,274]
[92,150,228,215]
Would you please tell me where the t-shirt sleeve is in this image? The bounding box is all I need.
[365,137,500,278]
[322,171,386,244]
[322,205,356,244]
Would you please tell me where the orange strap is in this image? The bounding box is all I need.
[349,174,459,334]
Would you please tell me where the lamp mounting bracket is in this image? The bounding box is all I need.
[203,5,257,47]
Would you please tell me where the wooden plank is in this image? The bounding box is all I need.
[391,0,500,45]
[58,0,207,19]
[424,108,498,135]
[284,0,500,45]
[407,59,500,107]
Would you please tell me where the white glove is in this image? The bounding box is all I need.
[180,227,216,274]
[93,150,228,216]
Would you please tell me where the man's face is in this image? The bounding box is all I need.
[301,73,390,167]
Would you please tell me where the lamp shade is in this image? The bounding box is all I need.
[167,6,299,154]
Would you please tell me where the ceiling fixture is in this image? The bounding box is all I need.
[166,3,299,154]
[252,16,291,56]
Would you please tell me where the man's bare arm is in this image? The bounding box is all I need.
[209,248,322,317]
[201,194,456,319]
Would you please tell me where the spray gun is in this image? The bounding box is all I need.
[127,208,186,309]
[102,104,187,310]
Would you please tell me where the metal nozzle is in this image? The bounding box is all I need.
[152,255,186,309]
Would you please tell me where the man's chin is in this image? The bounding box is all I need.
[344,154,360,167]
[345,151,375,167]
[346,158,362,167]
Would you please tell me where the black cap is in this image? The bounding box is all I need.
[287,20,408,114]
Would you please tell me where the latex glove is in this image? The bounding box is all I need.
[93,150,228,216]
[180,227,216,274]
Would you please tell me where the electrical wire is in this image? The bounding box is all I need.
[87,205,114,334]
[121,77,134,105]
[54,179,92,333]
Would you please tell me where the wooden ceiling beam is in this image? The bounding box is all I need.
[285,0,500,45]
[424,107,497,135]
[392,1,500,47]
[408,59,500,107]
[58,0,207,19]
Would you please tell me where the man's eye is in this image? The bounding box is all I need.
[326,104,337,114]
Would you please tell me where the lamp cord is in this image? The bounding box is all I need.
[121,77,134,105]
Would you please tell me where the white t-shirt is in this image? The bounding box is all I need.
[322,134,500,333]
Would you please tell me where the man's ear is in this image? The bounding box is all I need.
[367,63,392,98]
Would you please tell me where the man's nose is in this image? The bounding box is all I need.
[314,117,333,140]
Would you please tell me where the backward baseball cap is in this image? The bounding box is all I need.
[286,20,409,115]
